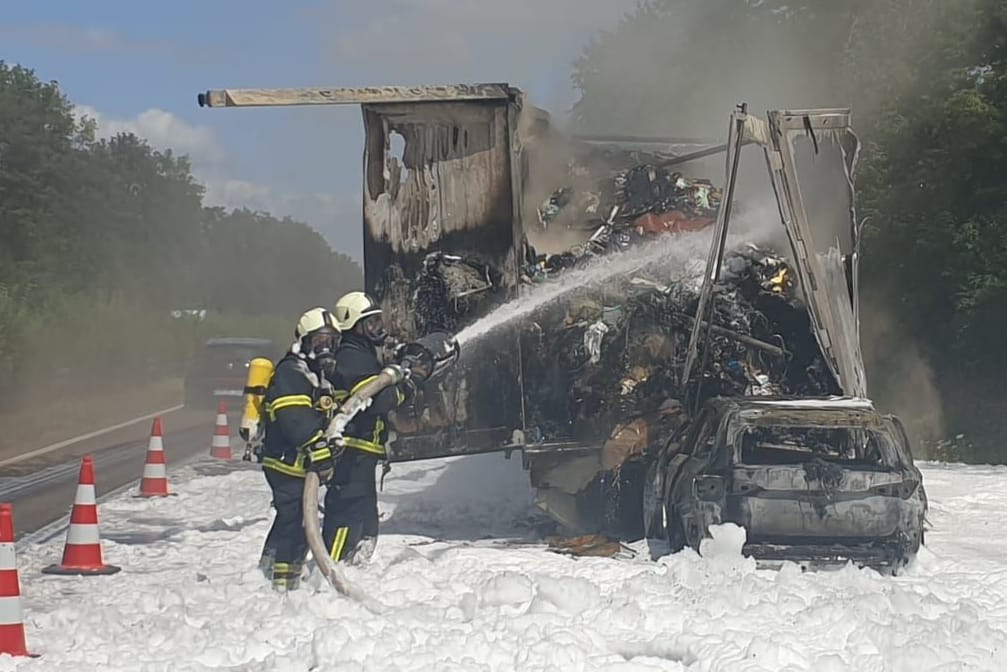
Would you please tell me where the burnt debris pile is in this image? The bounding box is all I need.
[413,237,838,455]
[530,162,724,281]
[513,241,839,451]
[413,252,501,336]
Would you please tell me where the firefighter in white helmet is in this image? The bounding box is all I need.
[258,307,341,591]
[324,291,428,564]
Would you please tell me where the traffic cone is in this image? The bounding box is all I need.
[136,417,174,497]
[0,504,36,657]
[210,400,232,460]
[42,456,121,576]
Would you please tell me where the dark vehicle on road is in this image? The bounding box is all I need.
[643,397,928,573]
[184,338,276,410]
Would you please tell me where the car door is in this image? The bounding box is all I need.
[665,410,720,533]
[643,414,698,537]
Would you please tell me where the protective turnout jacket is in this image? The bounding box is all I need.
[331,333,413,457]
[261,351,337,477]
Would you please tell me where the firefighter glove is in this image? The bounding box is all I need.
[306,439,338,481]
[400,376,418,405]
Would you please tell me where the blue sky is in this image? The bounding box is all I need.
[2,0,637,260]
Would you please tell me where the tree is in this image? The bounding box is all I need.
[0,62,93,294]
[0,61,363,408]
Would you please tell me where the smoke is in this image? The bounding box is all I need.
[567,0,974,143]
[859,296,945,457]
[568,1,841,139]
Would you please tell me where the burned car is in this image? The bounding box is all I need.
[198,87,928,571]
[642,397,927,572]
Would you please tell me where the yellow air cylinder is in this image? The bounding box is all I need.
[241,357,275,437]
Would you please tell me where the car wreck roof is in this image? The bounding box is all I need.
[708,396,876,413]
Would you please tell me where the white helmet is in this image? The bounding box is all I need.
[295,307,340,339]
[333,291,386,344]
[294,307,340,372]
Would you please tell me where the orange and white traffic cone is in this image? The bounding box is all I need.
[0,504,35,657]
[210,400,232,460]
[42,456,121,576]
[137,417,173,497]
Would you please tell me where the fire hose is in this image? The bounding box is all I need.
[301,333,459,601]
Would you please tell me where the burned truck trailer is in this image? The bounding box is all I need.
[197,84,539,457]
[196,86,928,569]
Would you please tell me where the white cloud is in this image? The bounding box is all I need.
[73,105,360,258]
[75,105,226,165]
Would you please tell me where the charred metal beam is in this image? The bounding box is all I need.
[657,140,756,168]
[386,427,514,463]
[572,133,721,145]
[671,312,787,358]
[196,84,518,109]
[522,442,605,457]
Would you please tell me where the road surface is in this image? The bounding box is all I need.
[0,410,240,539]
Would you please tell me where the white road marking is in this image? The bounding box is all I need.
[0,404,185,469]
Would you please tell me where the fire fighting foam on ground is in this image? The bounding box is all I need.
[4,453,1007,671]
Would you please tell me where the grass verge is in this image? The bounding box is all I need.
[0,377,184,460]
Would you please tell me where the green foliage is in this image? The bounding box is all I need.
[0,61,362,409]
[571,0,1007,461]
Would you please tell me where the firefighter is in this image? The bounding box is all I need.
[325,291,426,564]
[259,307,342,591]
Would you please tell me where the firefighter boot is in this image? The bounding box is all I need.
[258,547,276,579]
[271,561,303,592]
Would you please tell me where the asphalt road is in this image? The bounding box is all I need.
[0,412,236,540]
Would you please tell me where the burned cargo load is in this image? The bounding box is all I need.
[511,240,840,444]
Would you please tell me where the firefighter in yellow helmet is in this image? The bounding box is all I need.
[258,307,341,591]
[324,291,425,564]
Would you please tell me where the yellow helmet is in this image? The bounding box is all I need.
[333,291,386,344]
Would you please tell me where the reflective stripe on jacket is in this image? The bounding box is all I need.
[261,352,334,477]
[331,333,411,457]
